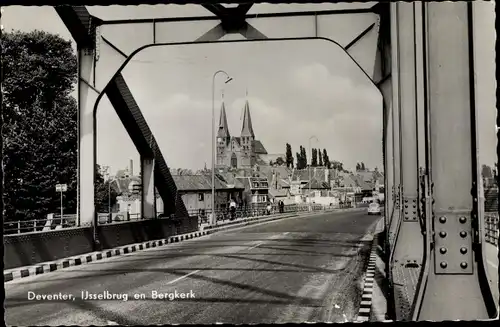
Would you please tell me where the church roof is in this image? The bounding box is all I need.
[241,99,255,138]
[217,101,230,142]
[253,140,268,154]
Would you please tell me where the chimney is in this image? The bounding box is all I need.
[130,159,134,176]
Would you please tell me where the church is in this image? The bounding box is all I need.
[216,97,270,169]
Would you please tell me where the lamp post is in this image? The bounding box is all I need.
[308,135,319,211]
[211,70,233,225]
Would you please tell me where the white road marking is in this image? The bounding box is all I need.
[107,321,119,325]
[166,270,201,285]
[248,241,265,250]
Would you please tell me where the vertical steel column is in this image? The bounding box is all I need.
[417,2,496,320]
[381,77,394,223]
[141,157,156,219]
[77,48,97,227]
[411,2,432,320]
[390,3,424,321]
[388,2,402,258]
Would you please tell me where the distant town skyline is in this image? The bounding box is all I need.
[3,3,495,176]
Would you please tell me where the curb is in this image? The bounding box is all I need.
[4,207,365,283]
[356,217,384,322]
[4,229,212,283]
[356,245,377,322]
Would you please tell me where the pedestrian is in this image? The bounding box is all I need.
[229,198,237,220]
[266,201,272,215]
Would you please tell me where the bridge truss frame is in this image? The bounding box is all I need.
[55,1,497,321]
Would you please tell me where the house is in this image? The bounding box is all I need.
[236,176,270,206]
[268,188,293,204]
[116,174,245,217]
[169,174,244,213]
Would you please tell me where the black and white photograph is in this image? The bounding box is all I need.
[1,1,498,325]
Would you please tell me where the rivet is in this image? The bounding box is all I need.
[460,262,468,269]
[439,247,447,254]
[459,216,467,224]
[460,231,467,238]
[460,247,467,254]
[439,216,446,223]
[439,231,447,238]
[440,262,447,268]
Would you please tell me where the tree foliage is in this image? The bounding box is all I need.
[300,146,307,169]
[2,30,78,222]
[356,162,367,171]
[331,160,344,172]
[285,143,293,168]
[311,148,318,167]
[481,164,493,179]
[95,165,120,213]
[275,156,285,166]
[318,149,323,166]
[322,149,331,169]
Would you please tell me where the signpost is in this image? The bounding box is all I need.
[56,184,68,219]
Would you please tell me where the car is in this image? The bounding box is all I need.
[367,202,381,215]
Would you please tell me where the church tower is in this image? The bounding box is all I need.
[240,90,256,167]
[216,96,230,167]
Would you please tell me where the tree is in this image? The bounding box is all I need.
[285,143,293,168]
[2,31,78,223]
[482,164,493,179]
[311,148,318,167]
[300,146,308,169]
[331,160,344,171]
[318,149,323,166]
[295,152,302,169]
[356,163,361,171]
[322,149,330,169]
[94,165,119,213]
[275,156,285,166]
[361,162,366,171]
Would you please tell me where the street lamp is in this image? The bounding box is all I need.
[308,135,319,211]
[211,70,233,225]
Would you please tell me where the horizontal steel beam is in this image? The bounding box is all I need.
[101,7,377,25]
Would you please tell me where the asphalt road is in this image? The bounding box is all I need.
[5,210,382,325]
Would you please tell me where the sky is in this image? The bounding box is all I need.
[2,3,496,176]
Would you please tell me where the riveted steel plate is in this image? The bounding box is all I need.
[402,196,418,222]
[434,211,473,274]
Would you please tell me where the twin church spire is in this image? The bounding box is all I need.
[217,89,255,141]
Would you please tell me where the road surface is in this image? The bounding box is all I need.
[5,210,381,325]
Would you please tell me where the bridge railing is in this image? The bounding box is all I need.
[3,203,335,235]
[485,213,499,246]
[183,203,330,226]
